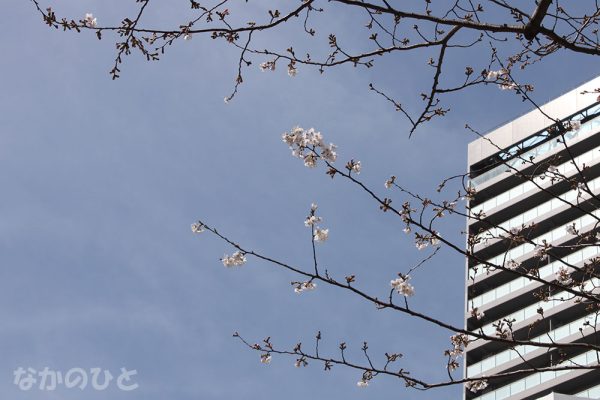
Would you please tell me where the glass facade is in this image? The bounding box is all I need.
[469,247,600,311]
[470,209,600,279]
[466,88,600,399]
[470,104,600,188]
[472,350,599,400]
[470,142,600,217]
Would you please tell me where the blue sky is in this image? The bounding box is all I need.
[2,1,600,399]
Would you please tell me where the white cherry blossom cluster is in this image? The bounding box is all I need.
[390,275,415,297]
[448,333,469,357]
[547,164,559,174]
[470,307,484,320]
[445,333,469,374]
[576,181,587,198]
[222,251,246,267]
[567,119,582,131]
[357,371,373,388]
[472,209,487,220]
[566,223,578,236]
[400,201,415,225]
[463,186,477,201]
[292,281,317,294]
[294,357,308,368]
[509,226,521,236]
[505,259,521,270]
[259,60,276,72]
[494,320,513,339]
[434,200,456,217]
[83,13,98,28]
[533,241,551,260]
[485,69,507,80]
[304,215,322,226]
[414,231,440,250]
[190,222,205,233]
[465,379,488,393]
[314,227,329,242]
[287,61,298,77]
[556,265,573,286]
[384,175,396,189]
[346,159,361,174]
[485,69,518,91]
[448,359,460,372]
[305,203,330,243]
[282,126,337,169]
[260,354,272,364]
[83,13,97,28]
[506,222,535,239]
[499,82,518,91]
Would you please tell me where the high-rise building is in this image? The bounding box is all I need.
[465,77,600,400]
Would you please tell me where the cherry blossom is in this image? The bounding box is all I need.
[321,144,337,162]
[260,354,272,364]
[506,259,520,270]
[190,222,204,233]
[259,61,276,72]
[485,70,502,80]
[448,359,460,371]
[447,333,469,359]
[294,358,307,368]
[465,379,488,393]
[566,223,578,236]
[533,241,551,260]
[415,241,427,251]
[356,379,369,388]
[293,281,317,293]
[390,275,415,297]
[384,175,396,189]
[222,251,246,267]
[509,226,521,236]
[83,13,97,28]
[313,227,329,242]
[281,126,338,170]
[304,215,322,227]
[287,63,298,77]
[495,322,513,340]
[415,232,440,250]
[471,308,484,320]
[499,82,518,91]
[557,266,573,286]
[569,120,582,131]
[346,159,361,174]
[303,153,317,168]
